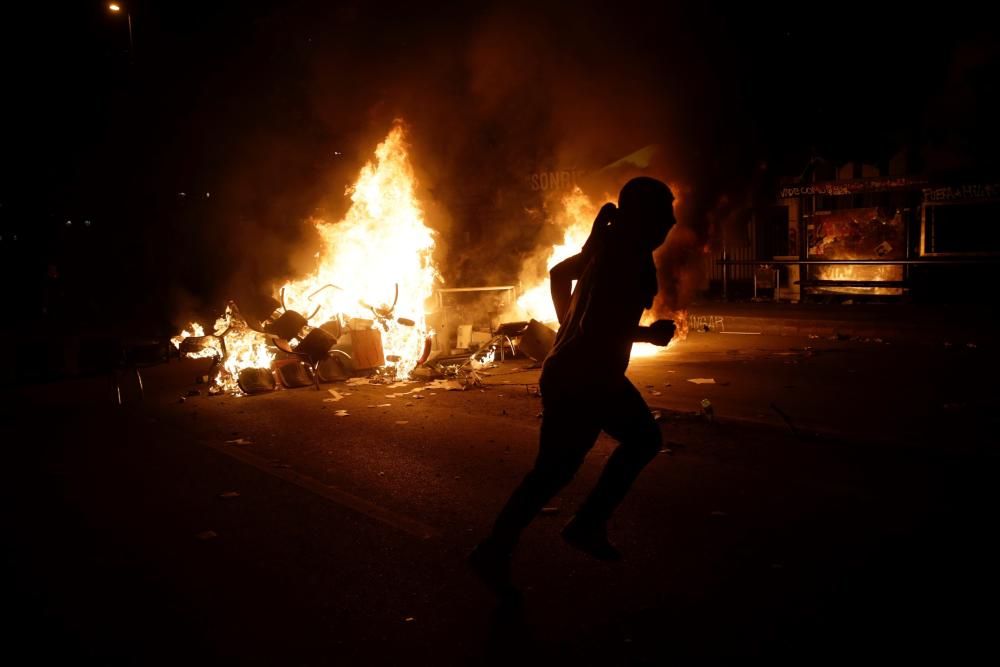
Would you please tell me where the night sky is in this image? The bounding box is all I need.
[2,1,995,330]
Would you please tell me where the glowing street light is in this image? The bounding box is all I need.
[107,3,133,53]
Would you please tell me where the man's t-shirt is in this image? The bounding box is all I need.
[540,242,650,396]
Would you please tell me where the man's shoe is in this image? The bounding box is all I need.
[468,540,520,601]
[561,517,622,561]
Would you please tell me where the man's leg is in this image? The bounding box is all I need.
[573,380,662,530]
[470,399,600,595]
[486,400,601,552]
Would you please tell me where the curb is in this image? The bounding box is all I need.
[685,312,987,345]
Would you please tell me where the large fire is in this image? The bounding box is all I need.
[512,188,599,325]
[279,125,438,379]
[173,126,683,394]
[507,187,682,358]
[173,123,438,393]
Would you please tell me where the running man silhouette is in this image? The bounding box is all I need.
[471,177,677,596]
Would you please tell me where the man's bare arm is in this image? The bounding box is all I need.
[549,253,585,325]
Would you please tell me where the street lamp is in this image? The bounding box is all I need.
[108,3,133,53]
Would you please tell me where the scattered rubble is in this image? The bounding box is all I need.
[323,389,345,403]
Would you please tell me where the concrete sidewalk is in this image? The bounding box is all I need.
[685,301,997,345]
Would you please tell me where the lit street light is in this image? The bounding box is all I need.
[108,3,133,53]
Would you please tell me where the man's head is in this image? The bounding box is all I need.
[617,177,675,251]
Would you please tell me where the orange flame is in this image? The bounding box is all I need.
[813,264,903,295]
[213,305,275,394]
[173,123,439,393]
[507,187,681,358]
[280,123,439,379]
[171,322,205,349]
[509,187,598,325]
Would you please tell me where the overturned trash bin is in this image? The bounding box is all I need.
[272,359,314,388]
[295,327,337,361]
[238,368,276,395]
[518,319,557,362]
[316,355,350,382]
[349,327,385,371]
[274,327,344,389]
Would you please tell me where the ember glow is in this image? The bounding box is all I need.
[172,306,274,392]
[213,305,276,394]
[813,264,904,296]
[171,323,205,350]
[280,124,439,379]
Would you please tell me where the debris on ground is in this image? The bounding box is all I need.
[700,399,714,421]
[225,437,252,445]
[186,389,202,397]
[688,378,716,385]
[426,378,465,391]
[334,410,349,417]
[323,389,345,403]
[386,387,425,398]
[540,507,560,515]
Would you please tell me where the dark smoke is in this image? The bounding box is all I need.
[0,2,788,331]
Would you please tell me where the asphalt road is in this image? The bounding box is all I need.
[3,332,998,664]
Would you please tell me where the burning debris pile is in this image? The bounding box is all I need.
[173,126,688,397]
[171,303,275,394]
[173,124,441,395]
